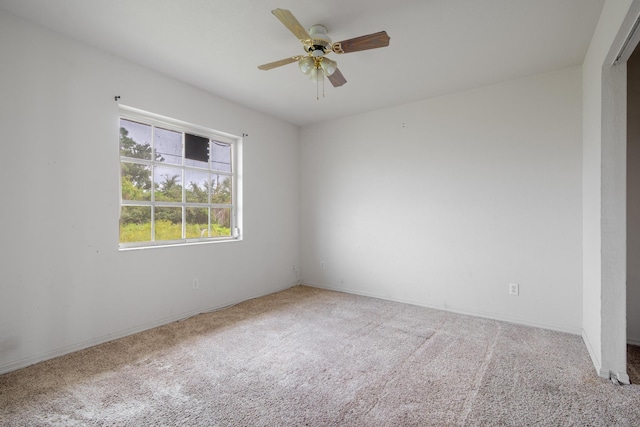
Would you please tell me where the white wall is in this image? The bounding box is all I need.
[300,67,583,333]
[628,50,640,345]
[582,0,634,381]
[0,12,300,374]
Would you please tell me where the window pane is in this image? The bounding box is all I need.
[120,206,151,243]
[211,208,231,237]
[211,141,231,172]
[121,162,151,201]
[154,165,182,202]
[155,127,182,165]
[185,134,209,168]
[186,207,209,238]
[185,169,209,203]
[154,207,182,241]
[211,174,232,204]
[120,119,152,160]
[119,109,237,247]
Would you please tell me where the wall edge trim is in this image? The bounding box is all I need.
[303,283,581,335]
[0,282,297,375]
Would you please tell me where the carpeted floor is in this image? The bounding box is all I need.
[1,285,639,426]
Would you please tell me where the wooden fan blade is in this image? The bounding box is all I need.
[258,56,301,71]
[333,31,390,54]
[327,68,347,87]
[272,9,310,42]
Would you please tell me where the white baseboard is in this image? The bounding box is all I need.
[582,329,606,377]
[304,283,582,335]
[582,330,632,384]
[0,282,297,375]
[628,336,640,346]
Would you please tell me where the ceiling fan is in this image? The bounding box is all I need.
[258,9,390,90]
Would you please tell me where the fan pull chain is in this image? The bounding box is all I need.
[315,65,327,101]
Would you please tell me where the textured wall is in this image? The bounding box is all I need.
[0,12,300,373]
[582,0,634,379]
[300,67,583,333]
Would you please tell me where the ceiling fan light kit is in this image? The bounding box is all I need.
[258,8,390,98]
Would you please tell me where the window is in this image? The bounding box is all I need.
[118,106,240,248]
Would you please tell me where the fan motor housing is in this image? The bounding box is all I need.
[305,24,332,54]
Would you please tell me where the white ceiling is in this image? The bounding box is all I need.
[0,0,605,126]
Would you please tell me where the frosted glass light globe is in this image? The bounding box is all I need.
[320,58,337,76]
[309,67,323,82]
[298,57,315,75]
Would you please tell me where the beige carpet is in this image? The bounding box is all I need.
[1,285,639,426]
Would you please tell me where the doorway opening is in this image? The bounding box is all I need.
[627,47,640,384]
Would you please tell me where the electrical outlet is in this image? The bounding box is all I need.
[320,261,325,270]
[192,278,199,290]
[509,283,519,296]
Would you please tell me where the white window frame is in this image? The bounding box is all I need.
[118,105,242,249]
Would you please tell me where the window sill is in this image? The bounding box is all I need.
[118,237,242,251]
